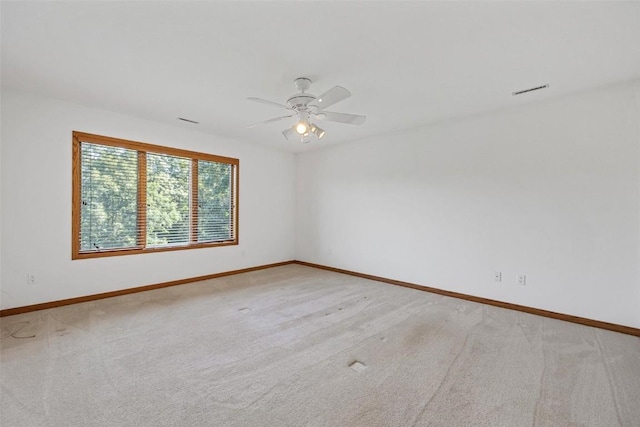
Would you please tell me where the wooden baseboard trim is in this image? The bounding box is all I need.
[0,261,296,317]
[294,261,640,337]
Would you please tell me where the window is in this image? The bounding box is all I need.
[72,132,238,259]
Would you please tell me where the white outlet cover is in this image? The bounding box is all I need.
[518,274,526,285]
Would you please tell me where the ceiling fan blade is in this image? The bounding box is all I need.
[307,86,351,110]
[315,111,366,125]
[247,115,294,128]
[247,97,291,110]
[282,126,297,140]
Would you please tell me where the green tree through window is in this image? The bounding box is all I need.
[198,160,232,242]
[73,132,238,259]
[80,143,138,251]
[147,153,190,247]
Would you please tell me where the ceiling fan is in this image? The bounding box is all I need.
[247,77,366,143]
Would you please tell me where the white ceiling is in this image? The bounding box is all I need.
[2,1,639,153]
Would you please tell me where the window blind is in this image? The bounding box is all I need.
[80,143,139,251]
[198,160,233,242]
[146,153,191,247]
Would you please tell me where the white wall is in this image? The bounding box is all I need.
[0,88,296,310]
[296,81,640,328]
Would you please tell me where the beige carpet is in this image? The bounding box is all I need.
[1,264,639,426]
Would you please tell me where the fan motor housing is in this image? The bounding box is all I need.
[287,94,316,110]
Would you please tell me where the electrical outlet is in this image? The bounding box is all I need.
[518,274,526,286]
[27,273,37,285]
[494,272,502,282]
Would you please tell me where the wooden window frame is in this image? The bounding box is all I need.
[72,131,239,260]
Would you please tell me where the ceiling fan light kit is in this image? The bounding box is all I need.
[247,77,366,143]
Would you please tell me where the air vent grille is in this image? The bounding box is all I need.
[512,84,549,96]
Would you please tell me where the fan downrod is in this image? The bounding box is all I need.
[294,77,312,93]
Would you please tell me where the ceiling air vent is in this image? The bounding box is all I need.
[512,84,549,96]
